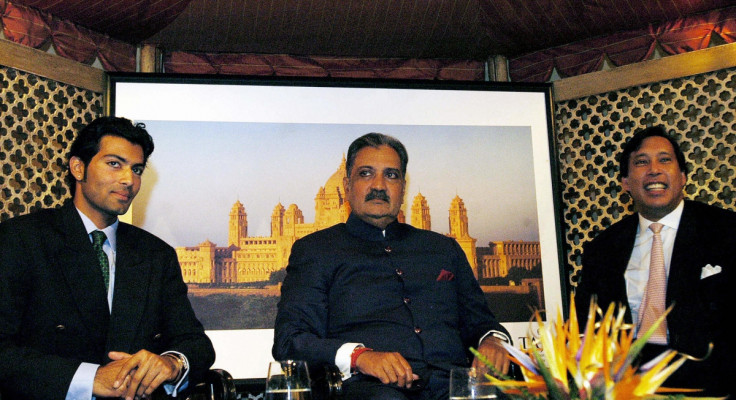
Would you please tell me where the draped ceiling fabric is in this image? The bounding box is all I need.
[510,7,736,82]
[0,0,137,71]
[1,0,735,81]
[163,52,485,80]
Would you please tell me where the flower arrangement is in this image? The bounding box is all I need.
[473,295,715,400]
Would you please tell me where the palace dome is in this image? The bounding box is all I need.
[322,155,347,199]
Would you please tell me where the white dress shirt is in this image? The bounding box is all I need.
[625,200,684,336]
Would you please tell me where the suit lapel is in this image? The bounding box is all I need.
[667,202,702,305]
[54,203,110,343]
[610,216,639,277]
[108,223,151,352]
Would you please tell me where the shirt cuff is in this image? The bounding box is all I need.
[161,351,190,396]
[335,343,362,381]
[66,362,98,400]
[478,330,511,347]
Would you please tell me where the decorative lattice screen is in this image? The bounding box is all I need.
[1,66,102,221]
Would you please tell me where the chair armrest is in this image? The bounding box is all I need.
[186,368,238,400]
[323,364,343,398]
[311,364,343,399]
[309,364,342,400]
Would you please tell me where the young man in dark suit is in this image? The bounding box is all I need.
[273,133,510,400]
[0,117,215,400]
[575,125,735,397]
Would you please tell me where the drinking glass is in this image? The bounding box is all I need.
[449,367,498,399]
[264,360,312,400]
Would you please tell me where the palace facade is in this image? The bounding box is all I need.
[477,240,542,279]
[176,156,538,284]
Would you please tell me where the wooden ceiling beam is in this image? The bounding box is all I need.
[0,38,106,93]
[553,42,736,101]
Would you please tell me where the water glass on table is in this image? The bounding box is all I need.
[265,360,312,400]
[449,366,499,399]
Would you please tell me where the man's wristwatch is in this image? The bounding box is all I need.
[163,353,187,382]
[489,331,511,343]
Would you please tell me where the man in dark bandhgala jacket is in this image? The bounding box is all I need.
[273,133,510,400]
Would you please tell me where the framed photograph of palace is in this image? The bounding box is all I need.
[108,74,567,380]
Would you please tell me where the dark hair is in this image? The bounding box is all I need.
[66,116,155,193]
[346,133,408,177]
[619,125,687,178]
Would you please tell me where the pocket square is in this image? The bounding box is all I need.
[700,264,722,279]
[437,269,455,281]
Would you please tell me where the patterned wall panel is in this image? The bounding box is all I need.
[0,65,102,222]
[556,68,736,290]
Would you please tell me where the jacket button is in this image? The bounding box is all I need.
[153,333,162,340]
[385,246,392,253]
[395,268,403,276]
[55,324,66,331]
[403,297,411,304]
[414,327,422,334]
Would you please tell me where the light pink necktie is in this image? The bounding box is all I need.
[638,222,668,344]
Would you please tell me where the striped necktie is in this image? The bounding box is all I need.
[638,222,667,344]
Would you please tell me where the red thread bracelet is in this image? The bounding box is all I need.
[350,346,373,371]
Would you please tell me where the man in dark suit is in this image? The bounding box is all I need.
[273,133,510,400]
[0,117,215,400]
[575,125,734,397]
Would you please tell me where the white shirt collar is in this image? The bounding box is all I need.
[637,200,684,233]
[75,208,119,250]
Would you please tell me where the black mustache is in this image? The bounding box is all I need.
[365,189,390,202]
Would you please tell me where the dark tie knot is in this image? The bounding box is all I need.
[649,222,663,234]
[92,230,107,247]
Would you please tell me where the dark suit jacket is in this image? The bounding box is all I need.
[273,213,508,380]
[575,200,735,397]
[0,202,215,400]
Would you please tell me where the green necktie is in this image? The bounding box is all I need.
[91,230,110,293]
